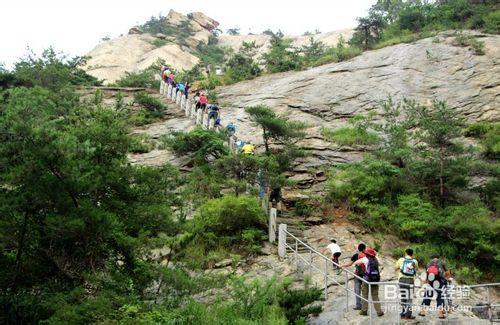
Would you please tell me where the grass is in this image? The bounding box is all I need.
[130,134,156,153]
[133,92,165,111]
[452,32,485,55]
[322,127,380,146]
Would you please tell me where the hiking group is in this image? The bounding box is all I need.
[323,241,454,320]
[160,65,258,156]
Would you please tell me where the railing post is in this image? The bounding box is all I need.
[309,249,313,273]
[487,286,492,322]
[159,80,164,94]
[324,259,328,300]
[269,208,277,243]
[369,283,373,325]
[191,104,196,118]
[278,224,287,259]
[345,271,349,313]
[295,239,298,270]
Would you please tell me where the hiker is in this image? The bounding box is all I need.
[226,122,236,135]
[269,186,281,206]
[193,92,200,106]
[241,142,255,155]
[341,243,366,310]
[395,248,418,320]
[214,117,222,130]
[322,239,342,270]
[168,72,175,85]
[198,93,207,110]
[176,82,185,94]
[184,82,190,98]
[419,253,448,319]
[208,103,220,121]
[352,248,384,317]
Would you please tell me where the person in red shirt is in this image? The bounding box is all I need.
[197,93,207,110]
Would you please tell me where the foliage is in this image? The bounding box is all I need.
[226,27,240,35]
[0,85,181,322]
[140,15,195,41]
[322,115,380,146]
[466,122,500,158]
[115,64,160,89]
[349,0,499,53]
[133,91,165,111]
[484,11,500,33]
[197,35,226,66]
[327,97,498,280]
[130,134,155,153]
[245,105,307,153]
[164,128,229,165]
[225,53,261,84]
[262,33,302,73]
[452,32,485,55]
[5,48,101,91]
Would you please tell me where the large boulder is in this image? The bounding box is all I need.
[188,12,220,31]
[128,26,142,35]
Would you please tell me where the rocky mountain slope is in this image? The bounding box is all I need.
[83,10,353,84]
[215,31,499,191]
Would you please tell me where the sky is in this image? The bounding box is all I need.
[0,0,376,68]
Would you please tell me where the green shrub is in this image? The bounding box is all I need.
[484,11,500,34]
[294,198,314,217]
[127,109,162,126]
[115,67,159,89]
[322,127,380,146]
[452,32,485,55]
[164,128,228,165]
[133,91,165,111]
[193,195,266,239]
[454,266,483,284]
[129,134,155,153]
[151,38,168,48]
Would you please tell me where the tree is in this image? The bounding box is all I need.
[408,100,468,207]
[245,105,306,153]
[301,37,327,65]
[262,33,302,73]
[350,15,386,50]
[0,86,180,322]
[165,128,229,165]
[226,27,240,35]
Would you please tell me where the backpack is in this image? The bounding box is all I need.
[364,257,380,282]
[354,253,366,276]
[426,260,443,279]
[400,258,416,276]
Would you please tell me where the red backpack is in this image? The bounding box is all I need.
[426,261,443,279]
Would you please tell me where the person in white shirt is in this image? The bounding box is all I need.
[323,238,342,270]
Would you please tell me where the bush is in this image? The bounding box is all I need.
[322,127,380,146]
[452,32,485,55]
[129,134,155,153]
[133,91,165,111]
[483,11,500,34]
[115,63,161,89]
[193,195,266,239]
[164,128,228,165]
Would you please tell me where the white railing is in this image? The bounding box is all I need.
[278,226,499,324]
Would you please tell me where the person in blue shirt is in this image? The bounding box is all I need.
[226,122,236,135]
[208,104,220,121]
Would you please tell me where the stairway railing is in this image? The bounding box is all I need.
[278,225,499,324]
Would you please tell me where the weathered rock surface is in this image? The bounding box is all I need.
[216,32,499,191]
[84,34,200,83]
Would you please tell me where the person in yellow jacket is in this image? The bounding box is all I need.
[241,142,255,155]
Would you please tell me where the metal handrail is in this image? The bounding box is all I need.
[282,227,499,324]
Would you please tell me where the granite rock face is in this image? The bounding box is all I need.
[215,32,499,191]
